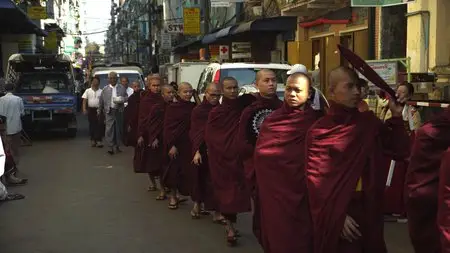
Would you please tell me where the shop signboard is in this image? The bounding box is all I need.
[44,31,58,52]
[358,61,398,86]
[351,0,414,6]
[183,8,201,35]
[160,32,172,50]
[165,23,184,34]
[27,6,47,19]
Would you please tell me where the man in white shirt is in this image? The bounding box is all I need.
[121,77,134,107]
[98,72,128,155]
[0,84,27,185]
[82,76,103,147]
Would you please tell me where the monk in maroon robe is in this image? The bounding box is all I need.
[134,76,174,200]
[405,108,450,253]
[124,81,141,147]
[254,73,321,253]
[438,148,450,253]
[205,76,256,246]
[305,66,410,253]
[162,82,196,209]
[236,69,282,245]
[189,83,224,221]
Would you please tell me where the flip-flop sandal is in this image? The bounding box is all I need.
[6,179,28,187]
[168,202,178,210]
[177,197,188,203]
[147,186,157,191]
[213,218,228,225]
[200,210,210,215]
[190,210,201,219]
[2,193,25,201]
[156,195,167,201]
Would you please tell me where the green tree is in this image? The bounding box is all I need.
[85,42,100,55]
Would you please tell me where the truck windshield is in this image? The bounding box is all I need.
[16,73,70,93]
[96,73,144,88]
[220,68,288,87]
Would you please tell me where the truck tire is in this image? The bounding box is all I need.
[67,128,77,138]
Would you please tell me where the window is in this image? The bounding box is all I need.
[95,73,144,88]
[220,68,288,87]
[17,73,70,93]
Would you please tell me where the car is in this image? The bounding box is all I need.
[91,63,145,89]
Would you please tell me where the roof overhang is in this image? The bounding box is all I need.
[0,0,47,36]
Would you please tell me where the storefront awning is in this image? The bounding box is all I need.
[0,0,47,36]
[172,37,203,53]
[231,16,297,35]
[299,7,352,28]
[201,26,235,44]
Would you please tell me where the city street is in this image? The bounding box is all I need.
[0,117,413,253]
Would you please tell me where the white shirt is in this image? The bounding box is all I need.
[124,87,134,107]
[0,93,24,135]
[110,84,118,109]
[82,87,102,108]
[0,135,6,177]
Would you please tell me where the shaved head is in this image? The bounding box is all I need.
[328,66,361,108]
[162,84,174,93]
[285,72,311,108]
[287,72,312,87]
[161,84,175,103]
[205,82,221,105]
[255,69,277,98]
[256,69,275,82]
[206,82,221,93]
[178,82,193,101]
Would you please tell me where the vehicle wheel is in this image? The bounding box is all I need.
[67,128,77,138]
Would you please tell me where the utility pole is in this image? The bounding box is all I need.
[148,0,153,72]
[203,0,210,59]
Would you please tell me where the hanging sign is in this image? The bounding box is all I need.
[27,6,47,19]
[183,8,201,35]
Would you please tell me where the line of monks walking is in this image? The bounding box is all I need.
[121,66,449,253]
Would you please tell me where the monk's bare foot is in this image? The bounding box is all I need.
[226,227,238,246]
[212,213,227,225]
[168,197,178,210]
[147,185,157,191]
[96,142,103,148]
[191,203,201,219]
[156,192,166,200]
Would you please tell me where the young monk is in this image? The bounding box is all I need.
[189,83,224,221]
[163,82,196,210]
[438,148,450,252]
[124,81,141,147]
[134,76,174,199]
[305,66,410,253]
[236,69,282,244]
[254,72,322,253]
[205,76,256,246]
[405,108,450,253]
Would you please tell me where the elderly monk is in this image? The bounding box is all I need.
[205,76,256,246]
[439,148,450,253]
[254,72,322,253]
[189,82,223,221]
[163,82,196,210]
[405,108,450,253]
[305,66,410,253]
[124,81,141,147]
[236,69,282,244]
[135,76,174,199]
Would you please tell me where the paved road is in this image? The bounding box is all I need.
[0,116,414,253]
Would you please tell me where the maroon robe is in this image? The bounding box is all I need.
[406,108,450,253]
[306,103,410,253]
[438,148,450,253]
[133,91,166,176]
[162,100,196,196]
[189,98,217,209]
[205,95,256,214]
[254,103,321,253]
[124,91,141,147]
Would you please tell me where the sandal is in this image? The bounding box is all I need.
[156,194,167,201]
[147,186,157,192]
[6,178,28,186]
[2,193,25,201]
[226,228,238,247]
[190,210,201,219]
[177,197,188,203]
[213,218,228,225]
[168,200,178,210]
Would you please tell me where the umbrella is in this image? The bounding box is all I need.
[337,44,397,99]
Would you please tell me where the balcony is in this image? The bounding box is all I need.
[280,0,348,16]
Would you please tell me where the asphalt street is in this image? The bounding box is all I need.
[0,116,414,253]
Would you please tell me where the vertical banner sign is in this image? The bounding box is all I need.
[44,31,58,51]
[27,6,48,19]
[183,8,201,35]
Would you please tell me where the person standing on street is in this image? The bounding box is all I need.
[236,69,282,245]
[98,72,128,155]
[305,67,410,253]
[121,76,134,107]
[0,83,28,185]
[205,77,256,246]
[123,81,141,147]
[82,76,103,147]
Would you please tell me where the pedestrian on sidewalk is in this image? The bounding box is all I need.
[0,132,24,202]
[123,81,141,147]
[0,83,27,185]
[82,76,104,147]
[98,72,128,155]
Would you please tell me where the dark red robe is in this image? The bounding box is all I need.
[406,108,450,253]
[133,91,166,176]
[162,100,196,196]
[254,103,321,253]
[306,103,410,253]
[124,91,141,147]
[189,98,217,209]
[205,95,256,214]
[438,148,450,253]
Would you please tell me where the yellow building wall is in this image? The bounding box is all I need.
[407,0,450,72]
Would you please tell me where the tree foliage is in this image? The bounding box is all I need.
[85,42,100,54]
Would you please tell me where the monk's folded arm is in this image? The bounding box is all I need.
[380,116,411,160]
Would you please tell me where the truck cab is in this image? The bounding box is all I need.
[6,54,77,137]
